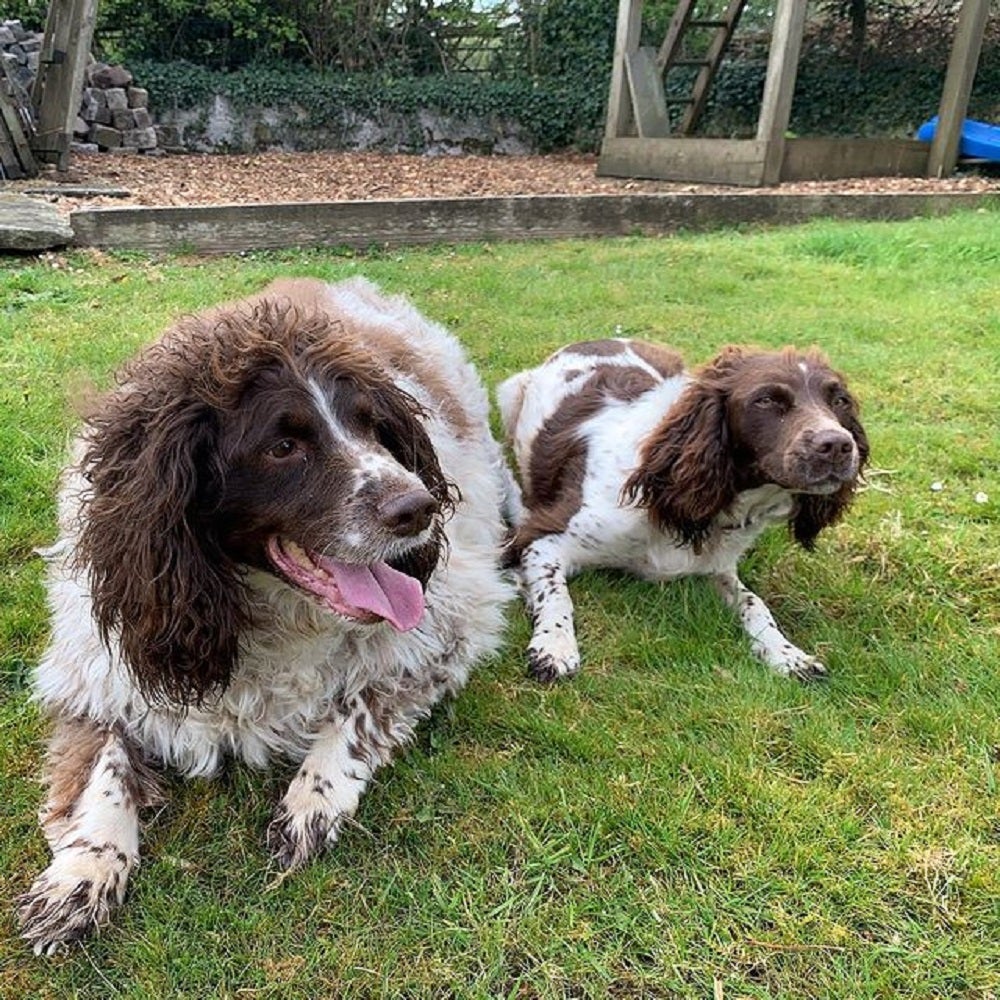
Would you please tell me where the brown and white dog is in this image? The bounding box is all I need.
[18,277,514,954]
[497,339,868,683]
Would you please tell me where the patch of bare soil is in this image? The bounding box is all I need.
[10,149,1000,214]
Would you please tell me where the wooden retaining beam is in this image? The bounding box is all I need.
[68,193,997,255]
[599,137,932,186]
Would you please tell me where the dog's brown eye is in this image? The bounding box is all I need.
[267,439,298,460]
[754,393,782,409]
[831,391,851,409]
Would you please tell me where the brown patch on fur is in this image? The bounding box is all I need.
[250,278,330,314]
[628,340,685,379]
[117,737,165,813]
[40,719,162,830]
[351,325,473,437]
[558,339,627,358]
[509,364,657,559]
[263,278,474,437]
[40,719,110,829]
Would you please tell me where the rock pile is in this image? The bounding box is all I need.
[0,19,38,108]
[75,62,158,153]
[0,19,162,155]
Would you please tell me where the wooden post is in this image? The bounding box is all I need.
[625,47,669,137]
[928,0,989,178]
[755,0,808,185]
[31,0,98,170]
[604,0,645,140]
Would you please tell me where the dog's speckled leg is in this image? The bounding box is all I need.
[19,719,161,955]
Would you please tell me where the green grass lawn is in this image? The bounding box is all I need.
[1,212,998,999]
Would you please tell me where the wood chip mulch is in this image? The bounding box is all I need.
[9,149,1000,215]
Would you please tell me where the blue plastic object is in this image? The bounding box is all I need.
[916,116,1000,162]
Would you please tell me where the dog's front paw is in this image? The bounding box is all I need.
[787,654,828,681]
[527,644,580,683]
[18,845,132,956]
[760,643,828,681]
[266,801,342,871]
[266,769,353,871]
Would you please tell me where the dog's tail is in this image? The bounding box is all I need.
[495,370,529,444]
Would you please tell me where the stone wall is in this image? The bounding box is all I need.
[2,18,535,157]
[155,96,534,156]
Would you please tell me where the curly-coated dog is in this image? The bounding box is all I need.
[19,277,514,953]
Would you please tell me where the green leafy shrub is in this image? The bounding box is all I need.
[134,61,607,151]
[5,0,998,151]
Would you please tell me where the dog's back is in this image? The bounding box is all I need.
[498,338,686,486]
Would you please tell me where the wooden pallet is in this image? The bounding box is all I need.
[0,65,37,178]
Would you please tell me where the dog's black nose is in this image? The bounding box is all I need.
[814,429,854,457]
[378,489,438,537]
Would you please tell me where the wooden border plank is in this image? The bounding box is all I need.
[68,193,997,255]
[781,138,930,181]
[597,135,931,188]
[598,136,769,185]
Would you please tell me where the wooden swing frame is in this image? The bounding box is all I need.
[598,0,991,187]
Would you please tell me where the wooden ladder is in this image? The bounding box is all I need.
[657,0,748,135]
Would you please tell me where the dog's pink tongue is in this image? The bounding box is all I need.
[328,561,425,632]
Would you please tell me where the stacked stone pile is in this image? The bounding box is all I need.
[76,62,158,153]
[0,19,39,107]
[0,20,162,154]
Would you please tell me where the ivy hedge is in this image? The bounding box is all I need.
[137,33,999,155]
[9,0,995,153]
[134,61,611,152]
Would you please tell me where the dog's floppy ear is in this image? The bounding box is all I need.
[369,379,458,515]
[792,393,870,549]
[621,347,745,549]
[75,377,248,707]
